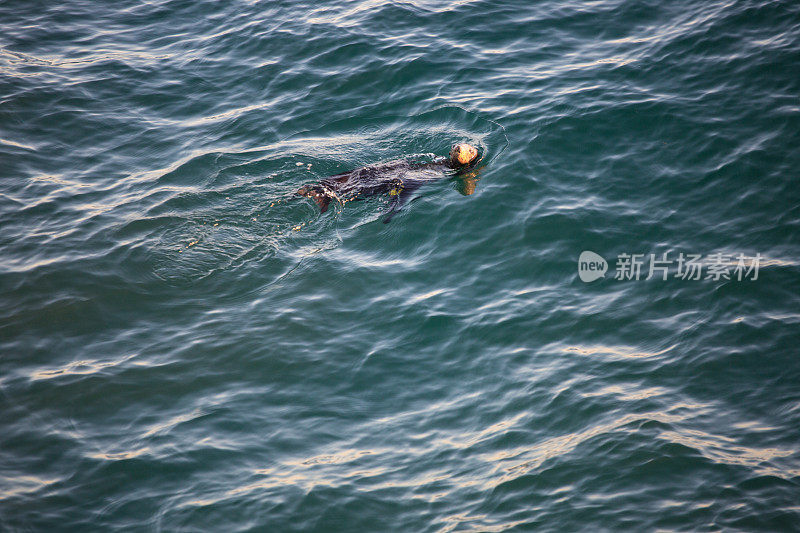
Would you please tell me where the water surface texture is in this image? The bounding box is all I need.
[2,0,800,530]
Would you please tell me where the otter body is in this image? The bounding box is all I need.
[297,143,480,223]
[297,157,451,222]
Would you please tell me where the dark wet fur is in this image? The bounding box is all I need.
[297,156,475,223]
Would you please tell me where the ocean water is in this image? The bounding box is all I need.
[1,0,799,530]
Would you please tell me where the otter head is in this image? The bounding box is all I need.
[450,143,479,167]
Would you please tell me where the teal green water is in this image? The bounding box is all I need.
[2,0,800,530]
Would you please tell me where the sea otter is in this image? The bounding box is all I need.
[297,143,480,223]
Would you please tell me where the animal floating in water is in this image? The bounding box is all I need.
[297,143,480,223]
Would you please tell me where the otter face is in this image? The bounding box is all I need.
[450,143,479,166]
